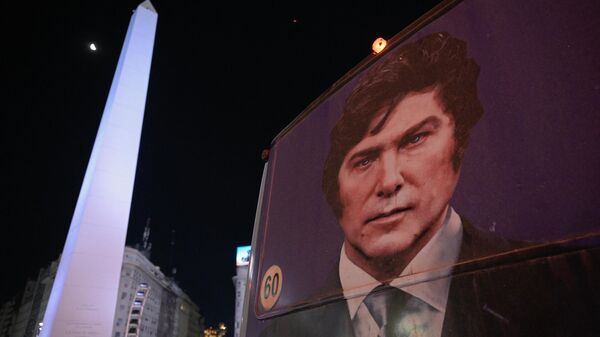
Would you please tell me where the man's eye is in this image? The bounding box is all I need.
[359,158,371,167]
[409,134,422,144]
[407,132,427,145]
[353,158,373,169]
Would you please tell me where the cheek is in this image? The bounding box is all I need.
[339,171,375,205]
[423,162,459,208]
[338,180,353,211]
[411,147,458,196]
[339,203,362,238]
[339,188,362,221]
[338,175,376,229]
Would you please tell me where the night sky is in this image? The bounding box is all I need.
[2,0,441,330]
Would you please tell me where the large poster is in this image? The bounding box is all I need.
[245,0,600,336]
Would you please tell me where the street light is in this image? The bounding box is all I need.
[372,37,387,54]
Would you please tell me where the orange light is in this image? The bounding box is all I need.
[372,37,387,54]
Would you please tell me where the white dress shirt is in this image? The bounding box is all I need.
[339,206,463,337]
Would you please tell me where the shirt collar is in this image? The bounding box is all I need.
[339,206,463,318]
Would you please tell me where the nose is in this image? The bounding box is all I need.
[376,153,403,198]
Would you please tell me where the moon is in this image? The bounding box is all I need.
[89,43,97,51]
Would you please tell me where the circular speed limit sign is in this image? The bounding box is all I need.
[260,265,283,311]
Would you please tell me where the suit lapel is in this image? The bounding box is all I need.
[441,218,514,337]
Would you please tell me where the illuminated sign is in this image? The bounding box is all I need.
[236,245,252,266]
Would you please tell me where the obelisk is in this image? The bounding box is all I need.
[40,1,157,336]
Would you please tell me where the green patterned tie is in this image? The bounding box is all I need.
[362,284,410,337]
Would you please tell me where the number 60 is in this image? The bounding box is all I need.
[263,272,280,299]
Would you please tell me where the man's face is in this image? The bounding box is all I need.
[338,89,460,262]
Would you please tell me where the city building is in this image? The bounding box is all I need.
[3,245,203,337]
[0,297,17,337]
[112,246,203,337]
[6,260,58,337]
[232,246,250,337]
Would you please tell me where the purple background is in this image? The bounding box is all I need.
[248,0,600,329]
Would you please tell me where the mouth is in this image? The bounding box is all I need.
[365,207,412,225]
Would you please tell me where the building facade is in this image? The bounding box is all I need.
[232,246,250,337]
[0,298,17,337]
[112,247,203,337]
[6,260,57,337]
[3,246,203,337]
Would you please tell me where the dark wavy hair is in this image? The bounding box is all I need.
[322,32,483,219]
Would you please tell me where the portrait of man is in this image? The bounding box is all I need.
[258,31,598,337]
[322,30,483,285]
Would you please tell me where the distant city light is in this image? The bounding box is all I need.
[204,323,227,337]
[89,43,97,51]
[372,37,387,54]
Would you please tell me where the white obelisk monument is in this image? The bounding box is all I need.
[40,2,157,336]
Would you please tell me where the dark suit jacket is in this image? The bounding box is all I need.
[258,220,600,337]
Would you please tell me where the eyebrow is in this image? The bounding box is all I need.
[346,116,443,164]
